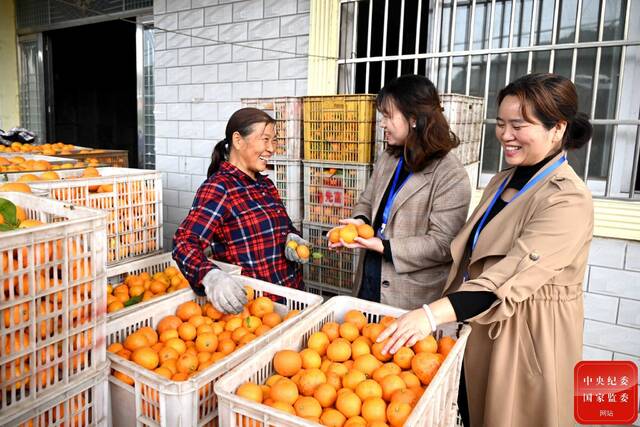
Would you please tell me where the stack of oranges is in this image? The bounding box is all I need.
[108,290,299,384]
[328,223,375,244]
[0,155,85,173]
[235,310,456,427]
[0,141,77,155]
[106,266,191,313]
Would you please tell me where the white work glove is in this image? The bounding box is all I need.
[202,268,247,314]
[284,233,311,264]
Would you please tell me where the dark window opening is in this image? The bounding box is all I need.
[46,20,138,167]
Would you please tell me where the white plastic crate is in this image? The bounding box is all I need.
[215,296,470,427]
[1,369,109,427]
[441,94,484,166]
[1,165,108,183]
[303,161,372,225]
[374,95,484,166]
[302,221,359,294]
[241,97,303,160]
[30,167,163,265]
[0,192,108,420]
[261,159,303,223]
[304,281,349,302]
[106,252,242,323]
[106,277,323,427]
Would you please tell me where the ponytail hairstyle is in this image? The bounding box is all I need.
[207,108,276,177]
[377,74,459,172]
[497,73,593,150]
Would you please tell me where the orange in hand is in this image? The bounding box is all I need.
[339,224,358,244]
[357,224,375,239]
[296,245,310,260]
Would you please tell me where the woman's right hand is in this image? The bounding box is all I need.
[327,218,365,249]
[202,269,247,314]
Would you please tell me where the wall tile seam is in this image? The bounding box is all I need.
[583,316,618,327]
[583,345,614,360]
[160,50,306,60]
[585,317,640,332]
[584,265,591,292]
[612,351,640,360]
[589,265,628,272]
[584,342,640,358]
[259,12,305,19]
[616,297,640,328]
[584,289,640,301]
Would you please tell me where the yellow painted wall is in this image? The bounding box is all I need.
[307,0,340,96]
[0,0,19,131]
[469,189,640,241]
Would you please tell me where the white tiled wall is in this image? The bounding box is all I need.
[583,238,640,376]
[153,0,310,249]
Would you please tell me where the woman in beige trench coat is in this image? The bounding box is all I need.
[378,73,594,427]
[329,74,471,310]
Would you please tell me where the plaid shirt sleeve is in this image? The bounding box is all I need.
[172,179,229,296]
[265,178,300,236]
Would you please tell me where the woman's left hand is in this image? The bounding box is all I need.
[376,308,432,355]
[285,233,311,264]
[340,236,384,253]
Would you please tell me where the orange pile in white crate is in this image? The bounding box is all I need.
[106,265,190,313]
[234,310,456,427]
[108,289,300,384]
[0,193,106,421]
[0,142,78,155]
[23,167,161,263]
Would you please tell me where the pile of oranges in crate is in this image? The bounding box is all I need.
[0,142,78,155]
[234,310,456,427]
[0,156,102,174]
[1,204,99,407]
[108,290,300,384]
[106,266,190,313]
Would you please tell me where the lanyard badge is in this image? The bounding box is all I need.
[463,155,567,281]
[377,158,412,239]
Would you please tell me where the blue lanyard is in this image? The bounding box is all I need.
[470,155,567,252]
[378,158,412,238]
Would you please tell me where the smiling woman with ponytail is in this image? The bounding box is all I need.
[173,108,307,315]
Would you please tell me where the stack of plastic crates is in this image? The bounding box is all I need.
[302,95,376,297]
[242,97,304,229]
[30,167,163,265]
[0,192,109,427]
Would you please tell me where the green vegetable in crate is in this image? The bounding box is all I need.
[0,197,43,231]
[123,295,143,307]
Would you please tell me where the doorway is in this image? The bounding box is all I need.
[46,20,138,167]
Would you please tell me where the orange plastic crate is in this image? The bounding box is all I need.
[303,95,376,163]
[303,161,371,225]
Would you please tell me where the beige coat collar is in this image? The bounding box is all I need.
[450,151,568,272]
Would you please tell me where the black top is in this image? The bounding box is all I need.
[448,154,555,320]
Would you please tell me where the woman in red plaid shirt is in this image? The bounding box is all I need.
[173,108,307,314]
